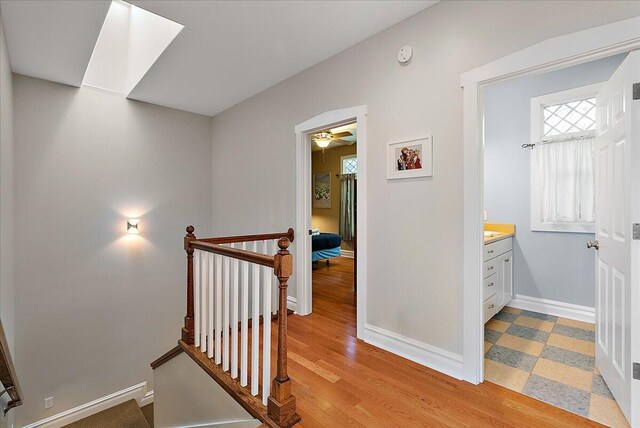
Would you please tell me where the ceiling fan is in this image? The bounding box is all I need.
[312,130,353,148]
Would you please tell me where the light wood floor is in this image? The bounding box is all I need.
[288,256,603,427]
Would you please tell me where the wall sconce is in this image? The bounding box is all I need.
[127,218,140,234]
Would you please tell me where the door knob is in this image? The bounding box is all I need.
[587,240,600,250]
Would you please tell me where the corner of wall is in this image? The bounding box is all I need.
[0,6,16,354]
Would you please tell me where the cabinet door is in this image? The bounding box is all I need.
[501,251,513,307]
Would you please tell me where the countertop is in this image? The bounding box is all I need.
[484,223,515,244]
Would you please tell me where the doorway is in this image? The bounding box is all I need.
[482,52,635,428]
[310,122,357,323]
[462,20,640,428]
[294,105,367,339]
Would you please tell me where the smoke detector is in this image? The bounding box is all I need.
[397,45,414,65]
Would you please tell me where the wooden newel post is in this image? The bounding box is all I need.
[182,225,196,345]
[268,237,301,427]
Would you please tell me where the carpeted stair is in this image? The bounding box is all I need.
[141,403,154,426]
[63,399,153,428]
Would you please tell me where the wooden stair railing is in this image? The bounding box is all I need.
[171,226,300,428]
[0,319,22,415]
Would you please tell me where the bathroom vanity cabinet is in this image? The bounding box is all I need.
[483,237,513,323]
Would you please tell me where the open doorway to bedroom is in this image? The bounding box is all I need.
[310,122,357,324]
[294,105,366,337]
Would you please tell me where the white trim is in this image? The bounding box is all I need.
[532,82,603,111]
[340,249,354,259]
[461,17,640,86]
[23,382,149,428]
[287,295,298,312]
[508,295,595,324]
[362,324,463,380]
[530,222,595,234]
[295,105,368,340]
[462,17,640,386]
[182,419,259,428]
[529,83,602,234]
[140,389,154,407]
[462,77,484,384]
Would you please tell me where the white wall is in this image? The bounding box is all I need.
[0,11,15,428]
[484,55,625,308]
[13,75,213,426]
[154,353,258,428]
[210,1,640,361]
[0,8,13,349]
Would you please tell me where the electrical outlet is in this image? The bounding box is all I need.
[44,397,53,409]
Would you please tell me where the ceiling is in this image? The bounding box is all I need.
[0,1,110,87]
[0,0,437,117]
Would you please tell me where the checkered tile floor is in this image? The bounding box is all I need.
[484,307,629,428]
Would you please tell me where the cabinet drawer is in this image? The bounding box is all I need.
[483,259,498,279]
[484,238,512,261]
[483,273,497,301]
[483,295,497,324]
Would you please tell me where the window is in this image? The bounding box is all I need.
[341,154,357,175]
[530,83,602,233]
[543,98,596,137]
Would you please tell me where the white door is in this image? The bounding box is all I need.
[594,50,639,426]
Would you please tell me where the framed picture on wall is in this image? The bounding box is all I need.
[313,172,331,208]
[387,136,433,179]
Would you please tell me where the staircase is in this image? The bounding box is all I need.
[150,226,300,428]
[64,227,300,428]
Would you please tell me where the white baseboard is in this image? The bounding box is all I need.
[183,419,259,428]
[508,294,595,324]
[287,296,298,312]
[23,382,150,428]
[340,250,354,258]
[140,389,154,406]
[362,324,463,380]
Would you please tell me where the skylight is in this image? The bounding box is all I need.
[82,0,183,95]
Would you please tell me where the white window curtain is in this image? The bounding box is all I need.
[535,136,595,224]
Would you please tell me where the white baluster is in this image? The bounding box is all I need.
[215,254,222,364]
[231,244,239,379]
[200,252,213,352]
[200,252,211,352]
[223,252,230,371]
[262,240,273,404]
[251,241,260,396]
[194,250,201,348]
[240,242,249,387]
[207,252,214,358]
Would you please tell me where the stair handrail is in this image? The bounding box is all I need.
[181,226,300,428]
[0,319,22,415]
